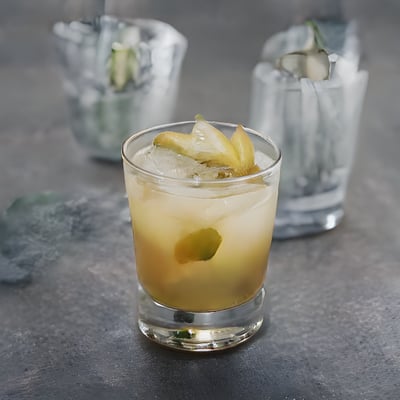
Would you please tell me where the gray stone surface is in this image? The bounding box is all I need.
[0,0,400,399]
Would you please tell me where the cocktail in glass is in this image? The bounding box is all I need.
[122,120,281,351]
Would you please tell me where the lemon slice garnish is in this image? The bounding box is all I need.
[154,120,240,171]
[154,117,258,177]
[230,124,255,176]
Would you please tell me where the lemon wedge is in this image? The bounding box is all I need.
[230,124,255,176]
[175,228,222,264]
[153,117,258,177]
[154,120,240,171]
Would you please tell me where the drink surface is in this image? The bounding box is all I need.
[124,129,279,312]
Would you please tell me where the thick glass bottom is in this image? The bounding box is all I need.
[137,285,267,352]
[273,203,344,239]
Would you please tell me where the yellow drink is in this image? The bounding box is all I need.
[125,173,278,311]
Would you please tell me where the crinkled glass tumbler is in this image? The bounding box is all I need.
[249,63,368,238]
[54,16,187,161]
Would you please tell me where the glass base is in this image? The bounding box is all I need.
[137,285,267,352]
[273,203,344,239]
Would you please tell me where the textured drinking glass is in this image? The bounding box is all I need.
[250,64,367,238]
[53,16,187,161]
[122,121,281,351]
[249,19,368,238]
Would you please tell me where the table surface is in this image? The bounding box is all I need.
[1,1,399,399]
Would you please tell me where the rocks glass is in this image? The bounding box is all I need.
[122,121,281,351]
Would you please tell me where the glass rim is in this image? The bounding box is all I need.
[121,120,281,185]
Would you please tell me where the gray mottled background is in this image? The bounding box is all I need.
[1,1,399,399]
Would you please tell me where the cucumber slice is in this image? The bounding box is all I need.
[109,42,137,91]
